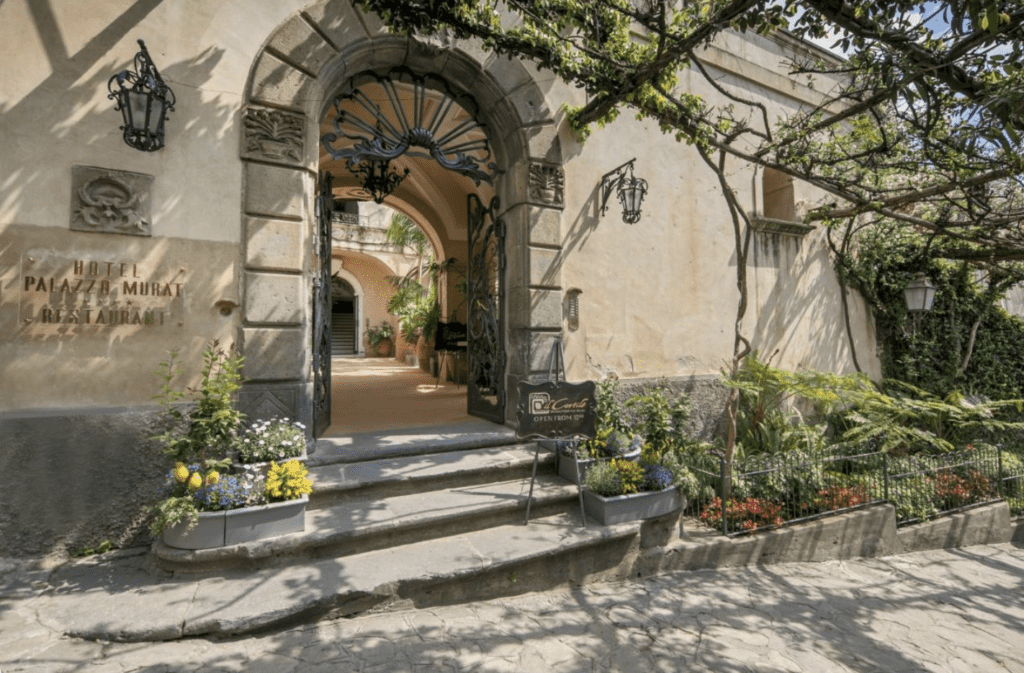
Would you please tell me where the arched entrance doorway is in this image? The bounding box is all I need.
[234,5,567,439]
[315,66,506,431]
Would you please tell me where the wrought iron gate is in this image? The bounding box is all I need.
[466,193,506,423]
[312,171,333,437]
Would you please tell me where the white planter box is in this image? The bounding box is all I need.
[162,495,308,550]
[582,486,683,525]
[224,494,307,546]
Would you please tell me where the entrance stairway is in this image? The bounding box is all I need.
[331,312,356,355]
[149,429,670,637]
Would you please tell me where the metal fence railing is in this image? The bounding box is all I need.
[686,443,1024,537]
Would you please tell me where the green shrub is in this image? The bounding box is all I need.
[150,342,244,466]
[582,461,621,497]
[623,380,689,459]
[892,475,941,523]
[583,458,646,496]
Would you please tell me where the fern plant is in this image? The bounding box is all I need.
[834,380,1024,454]
[724,351,874,457]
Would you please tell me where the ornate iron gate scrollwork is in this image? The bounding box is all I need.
[467,193,506,423]
[312,171,333,437]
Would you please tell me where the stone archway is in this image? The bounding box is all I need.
[235,0,567,432]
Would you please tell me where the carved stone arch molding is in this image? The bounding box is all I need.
[237,0,566,430]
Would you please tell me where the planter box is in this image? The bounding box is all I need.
[225,494,307,546]
[557,453,596,485]
[162,495,308,550]
[582,486,683,525]
[162,511,226,550]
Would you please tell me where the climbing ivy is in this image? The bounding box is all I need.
[836,222,1024,400]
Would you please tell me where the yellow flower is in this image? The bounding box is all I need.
[187,471,203,491]
[205,470,220,486]
[173,463,189,483]
[265,460,313,501]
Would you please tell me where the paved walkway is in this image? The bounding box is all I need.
[326,357,470,435]
[4,543,1023,672]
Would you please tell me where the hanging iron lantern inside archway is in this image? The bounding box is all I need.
[108,40,176,152]
[352,158,410,204]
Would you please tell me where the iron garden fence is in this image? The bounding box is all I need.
[686,443,1024,537]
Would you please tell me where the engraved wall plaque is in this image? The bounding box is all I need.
[70,166,153,237]
[13,252,186,334]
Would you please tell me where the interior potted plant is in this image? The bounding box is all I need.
[148,343,313,550]
[366,322,394,357]
[581,459,683,525]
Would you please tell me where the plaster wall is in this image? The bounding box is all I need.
[555,31,879,384]
[0,223,238,412]
[0,0,310,243]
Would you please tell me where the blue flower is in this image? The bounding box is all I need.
[643,465,673,491]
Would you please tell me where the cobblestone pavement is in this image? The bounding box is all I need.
[3,543,1024,672]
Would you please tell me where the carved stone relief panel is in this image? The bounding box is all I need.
[237,383,299,421]
[70,166,153,237]
[242,106,305,164]
[527,163,565,208]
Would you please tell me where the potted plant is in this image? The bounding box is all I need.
[581,459,683,525]
[558,429,643,484]
[150,341,244,472]
[148,343,312,549]
[157,460,312,549]
[366,322,394,357]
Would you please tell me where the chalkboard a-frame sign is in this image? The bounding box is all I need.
[515,380,597,441]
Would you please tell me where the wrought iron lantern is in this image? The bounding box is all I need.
[352,158,410,204]
[600,158,648,224]
[107,40,175,152]
[904,273,937,313]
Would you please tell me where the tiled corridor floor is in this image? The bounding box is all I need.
[324,357,471,435]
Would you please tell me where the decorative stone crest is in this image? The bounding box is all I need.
[528,163,564,208]
[70,166,153,236]
[242,106,304,164]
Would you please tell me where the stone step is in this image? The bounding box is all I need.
[59,514,642,642]
[308,443,555,503]
[308,423,519,466]
[153,474,581,573]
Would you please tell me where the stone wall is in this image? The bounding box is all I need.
[0,407,167,560]
[611,375,730,443]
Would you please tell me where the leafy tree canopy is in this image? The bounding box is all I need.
[358,0,1024,268]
